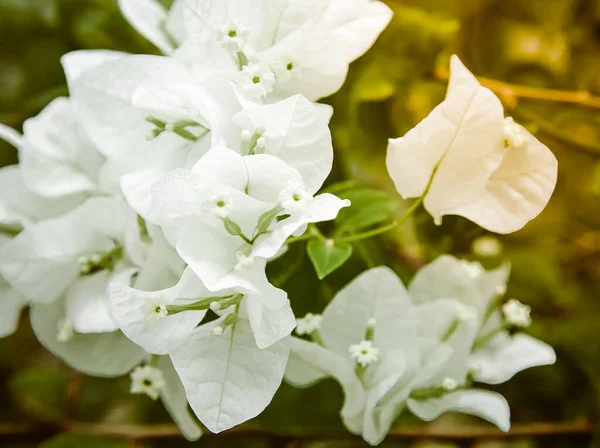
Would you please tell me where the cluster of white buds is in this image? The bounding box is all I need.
[502,298,532,328]
[295,313,323,336]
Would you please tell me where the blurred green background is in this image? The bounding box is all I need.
[2,0,600,447]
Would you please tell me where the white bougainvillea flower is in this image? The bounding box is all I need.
[119,0,186,55]
[169,311,289,433]
[0,197,139,304]
[0,234,26,339]
[152,146,348,265]
[404,255,555,429]
[286,267,422,445]
[386,55,558,234]
[109,267,217,354]
[178,0,392,101]
[232,94,334,192]
[0,99,105,199]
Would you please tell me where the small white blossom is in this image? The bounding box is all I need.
[272,58,299,84]
[468,362,482,377]
[240,129,252,141]
[204,192,234,218]
[349,340,380,367]
[57,318,74,342]
[130,365,166,400]
[142,299,168,323]
[238,64,276,99]
[503,117,527,148]
[495,284,507,296]
[213,326,224,336]
[210,301,222,312]
[502,299,532,328]
[278,182,312,214]
[442,377,458,391]
[217,21,250,52]
[472,236,503,257]
[295,313,323,336]
[234,251,255,271]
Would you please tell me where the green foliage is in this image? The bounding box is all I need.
[307,239,353,280]
[335,188,399,234]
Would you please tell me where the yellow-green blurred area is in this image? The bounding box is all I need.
[2,0,600,447]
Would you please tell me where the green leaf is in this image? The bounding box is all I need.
[39,435,129,448]
[307,239,353,280]
[335,189,398,234]
[9,367,69,423]
[223,217,244,238]
[256,206,283,236]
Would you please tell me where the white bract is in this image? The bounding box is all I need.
[119,0,393,101]
[287,257,556,445]
[386,55,558,233]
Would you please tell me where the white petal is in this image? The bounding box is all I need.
[119,0,176,55]
[244,154,304,202]
[471,333,556,385]
[30,299,146,377]
[66,271,120,334]
[286,337,365,433]
[21,97,104,197]
[0,123,23,149]
[170,316,289,433]
[387,56,505,208]
[447,125,557,233]
[70,54,192,160]
[61,50,127,89]
[190,146,248,191]
[177,222,267,293]
[109,268,209,355]
[0,277,27,338]
[0,206,111,303]
[234,96,333,192]
[251,193,350,259]
[157,356,203,441]
[407,389,511,432]
[409,255,510,314]
[245,283,296,348]
[320,267,416,358]
[0,165,85,225]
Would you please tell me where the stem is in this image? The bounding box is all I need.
[434,64,600,109]
[472,326,506,352]
[337,197,423,243]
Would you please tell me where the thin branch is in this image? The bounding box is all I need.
[434,65,600,109]
[0,420,592,442]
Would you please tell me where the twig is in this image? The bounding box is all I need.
[434,65,600,109]
[0,420,592,441]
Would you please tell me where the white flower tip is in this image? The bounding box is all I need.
[502,298,532,328]
[213,326,224,336]
[367,318,377,328]
[90,253,102,265]
[468,362,481,376]
[503,117,527,149]
[349,340,380,367]
[165,122,175,132]
[256,137,266,149]
[130,365,165,401]
[324,239,335,249]
[210,301,222,312]
[442,377,458,392]
[433,215,443,226]
[295,313,322,335]
[495,284,507,296]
